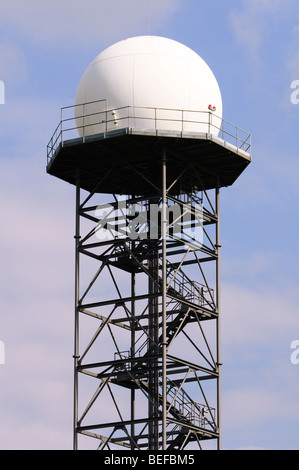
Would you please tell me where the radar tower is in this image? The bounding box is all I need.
[47,36,251,450]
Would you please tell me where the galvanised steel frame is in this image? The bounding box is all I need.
[47,101,251,450]
[72,151,222,450]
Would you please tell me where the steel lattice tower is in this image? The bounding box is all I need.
[47,110,251,449]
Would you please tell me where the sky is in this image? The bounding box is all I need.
[0,0,299,450]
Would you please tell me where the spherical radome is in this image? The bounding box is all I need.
[75,36,222,136]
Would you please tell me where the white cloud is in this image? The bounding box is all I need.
[222,282,298,346]
[229,0,296,74]
[220,280,299,448]
[0,154,74,449]
[0,42,28,84]
[223,388,281,427]
[0,0,181,48]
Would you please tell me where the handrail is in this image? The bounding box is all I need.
[166,378,216,429]
[111,352,216,431]
[47,101,251,165]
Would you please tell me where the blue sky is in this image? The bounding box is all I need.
[0,0,299,450]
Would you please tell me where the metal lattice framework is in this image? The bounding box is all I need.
[72,162,221,450]
[47,103,251,451]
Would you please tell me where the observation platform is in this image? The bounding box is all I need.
[46,104,251,196]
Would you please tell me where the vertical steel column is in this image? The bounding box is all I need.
[215,185,222,451]
[161,150,167,450]
[148,244,159,449]
[131,267,136,450]
[73,171,80,450]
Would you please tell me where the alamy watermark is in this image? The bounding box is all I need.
[0,81,5,104]
[290,80,299,105]
[94,197,204,249]
[290,340,299,365]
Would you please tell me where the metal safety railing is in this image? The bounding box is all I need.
[166,261,215,310]
[47,100,251,165]
[166,379,216,430]
[110,355,216,432]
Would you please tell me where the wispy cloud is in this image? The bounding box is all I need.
[229,0,296,77]
[221,280,299,448]
[0,143,75,449]
[0,0,181,48]
[0,42,28,84]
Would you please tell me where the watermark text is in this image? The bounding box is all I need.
[290,80,299,105]
[290,340,299,365]
[94,197,204,250]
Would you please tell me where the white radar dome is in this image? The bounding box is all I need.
[75,36,222,136]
